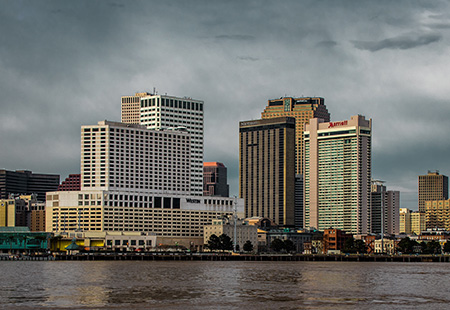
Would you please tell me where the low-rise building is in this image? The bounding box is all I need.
[374,238,397,255]
[323,228,353,254]
[203,217,258,252]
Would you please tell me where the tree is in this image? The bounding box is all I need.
[343,238,356,254]
[219,234,233,251]
[354,240,367,254]
[243,240,254,252]
[283,239,295,253]
[206,234,221,251]
[443,241,450,254]
[271,238,284,252]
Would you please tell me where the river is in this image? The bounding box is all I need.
[1,261,449,309]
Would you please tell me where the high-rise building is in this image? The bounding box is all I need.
[411,212,426,234]
[294,174,304,229]
[239,117,296,226]
[418,171,448,212]
[425,199,450,230]
[58,174,81,191]
[0,169,59,202]
[371,180,400,235]
[121,92,152,124]
[122,93,204,196]
[203,162,229,197]
[46,121,242,250]
[304,115,372,234]
[399,208,411,234]
[261,97,330,175]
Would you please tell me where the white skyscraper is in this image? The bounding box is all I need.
[132,94,204,196]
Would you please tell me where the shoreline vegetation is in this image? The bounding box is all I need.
[2,253,450,262]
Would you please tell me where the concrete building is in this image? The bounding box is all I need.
[304,115,372,234]
[411,211,426,235]
[399,208,411,234]
[203,217,258,252]
[419,171,448,212]
[371,180,400,235]
[203,162,229,197]
[261,97,330,175]
[46,121,243,250]
[374,238,397,255]
[58,174,81,191]
[239,117,296,226]
[425,199,450,230]
[121,92,152,124]
[138,94,204,196]
[0,195,45,231]
[0,169,59,202]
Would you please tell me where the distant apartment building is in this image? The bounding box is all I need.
[203,162,229,197]
[400,208,426,235]
[425,199,450,230]
[0,195,45,231]
[304,115,372,234]
[261,97,330,175]
[239,117,296,226]
[419,171,448,212]
[46,121,243,250]
[0,169,59,202]
[121,93,204,196]
[371,180,400,235]
[203,217,258,251]
[58,174,81,191]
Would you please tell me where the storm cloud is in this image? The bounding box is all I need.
[353,32,442,51]
[2,0,450,209]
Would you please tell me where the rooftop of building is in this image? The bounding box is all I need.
[204,162,226,168]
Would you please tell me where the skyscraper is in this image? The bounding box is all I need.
[371,180,400,235]
[122,93,204,196]
[239,117,296,226]
[203,162,229,197]
[0,169,60,202]
[304,115,372,234]
[418,171,448,212]
[121,92,152,124]
[261,97,330,174]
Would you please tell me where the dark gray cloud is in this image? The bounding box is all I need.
[215,35,256,41]
[1,0,450,208]
[353,32,442,51]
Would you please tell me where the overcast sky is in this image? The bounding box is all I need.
[1,0,450,209]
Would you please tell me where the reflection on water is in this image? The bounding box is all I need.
[1,261,450,309]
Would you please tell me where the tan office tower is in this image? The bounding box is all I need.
[121,92,152,124]
[239,117,296,226]
[418,171,448,212]
[261,97,330,174]
[304,115,372,234]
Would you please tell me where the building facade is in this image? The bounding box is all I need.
[138,94,204,196]
[46,121,243,250]
[425,199,450,230]
[419,171,448,212]
[261,97,330,175]
[0,169,59,202]
[304,115,372,234]
[203,162,229,197]
[239,117,296,226]
[371,181,400,235]
[58,174,81,191]
[121,92,152,124]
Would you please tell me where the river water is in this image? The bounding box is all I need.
[1,261,449,309]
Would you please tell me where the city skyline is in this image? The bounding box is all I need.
[2,1,450,209]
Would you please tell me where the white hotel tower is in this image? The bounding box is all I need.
[304,115,372,235]
[46,121,242,249]
[121,93,204,196]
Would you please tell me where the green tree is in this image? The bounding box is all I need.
[243,240,254,252]
[271,238,284,252]
[283,239,295,253]
[443,241,450,254]
[354,240,367,254]
[343,238,356,254]
[219,234,233,251]
[206,234,221,251]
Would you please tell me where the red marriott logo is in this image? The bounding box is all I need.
[328,121,348,128]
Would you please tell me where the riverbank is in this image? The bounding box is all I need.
[2,253,449,262]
